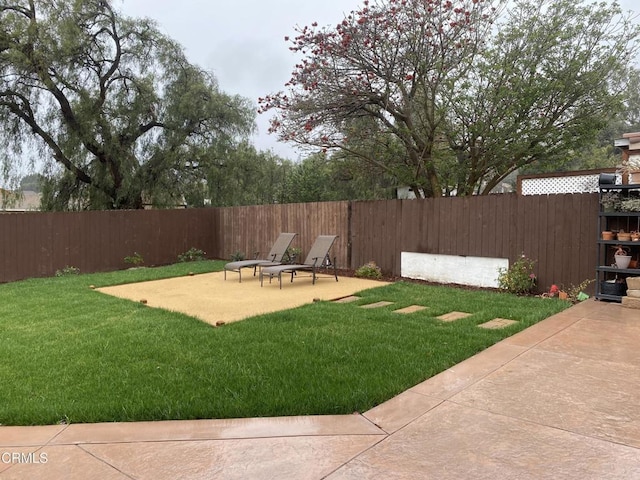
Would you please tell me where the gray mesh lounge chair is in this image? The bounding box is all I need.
[224,233,297,282]
[260,235,338,288]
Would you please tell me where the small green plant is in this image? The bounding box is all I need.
[178,247,207,262]
[355,261,383,280]
[620,197,640,212]
[124,252,144,267]
[282,247,302,264]
[55,266,80,277]
[497,255,537,295]
[564,279,594,303]
[229,251,245,262]
[600,191,621,211]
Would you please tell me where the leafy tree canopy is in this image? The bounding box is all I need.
[0,0,254,209]
[260,0,640,197]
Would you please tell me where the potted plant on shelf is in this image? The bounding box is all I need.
[600,191,621,212]
[620,197,640,212]
[617,230,631,241]
[614,245,632,269]
[619,156,640,184]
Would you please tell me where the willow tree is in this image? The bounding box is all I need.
[0,0,254,209]
[261,0,640,196]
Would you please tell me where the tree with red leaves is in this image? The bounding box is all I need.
[261,0,640,196]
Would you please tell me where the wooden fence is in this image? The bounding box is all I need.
[0,194,599,291]
[349,194,598,292]
[0,209,217,283]
[211,202,350,269]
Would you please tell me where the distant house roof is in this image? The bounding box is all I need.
[1,190,42,211]
[615,132,640,148]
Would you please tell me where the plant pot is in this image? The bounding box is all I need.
[558,291,568,300]
[601,280,627,296]
[602,231,614,240]
[617,232,632,241]
[599,173,616,185]
[615,254,632,269]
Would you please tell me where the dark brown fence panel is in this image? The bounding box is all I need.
[0,209,218,283]
[350,194,599,292]
[213,202,350,268]
[350,200,398,274]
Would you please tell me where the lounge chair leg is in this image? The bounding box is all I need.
[279,273,283,289]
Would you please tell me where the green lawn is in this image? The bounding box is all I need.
[0,261,570,426]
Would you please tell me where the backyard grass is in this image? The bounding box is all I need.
[0,261,570,426]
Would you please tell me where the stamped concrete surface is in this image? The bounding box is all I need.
[2,299,639,479]
[96,271,389,326]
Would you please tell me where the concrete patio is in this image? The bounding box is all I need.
[1,299,639,479]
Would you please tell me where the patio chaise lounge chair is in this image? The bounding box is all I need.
[259,235,338,289]
[224,232,297,282]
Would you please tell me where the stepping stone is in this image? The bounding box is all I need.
[333,296,360,304]
[478,318,518,329]
[394,305,427,314]
[361,301,394,309]
[437,311,472,322]
[622,297,640,309]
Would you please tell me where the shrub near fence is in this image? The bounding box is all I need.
[0,194,599,292]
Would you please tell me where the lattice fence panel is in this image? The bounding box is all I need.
[521,174,621,195]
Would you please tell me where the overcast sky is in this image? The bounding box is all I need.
[115,0,640,161]
[115,1,362,160]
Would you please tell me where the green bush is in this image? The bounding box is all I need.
[178,247,207,262]
[355,261,383,280]
[497,255,537,295]
[229,251,245,262]
[282,247,302,264]
[124,252,144,267]
[55,266,80,277]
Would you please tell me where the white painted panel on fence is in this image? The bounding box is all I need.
[401,252,508,288]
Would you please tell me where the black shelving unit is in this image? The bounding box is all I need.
[596,181,640,301]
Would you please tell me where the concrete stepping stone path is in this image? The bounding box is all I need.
[331,298,518,331]
[333,296,361,304]
[437,311,472,322]
[393,305,428,314]
[360,301,395,309]
[478,318,518,329]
